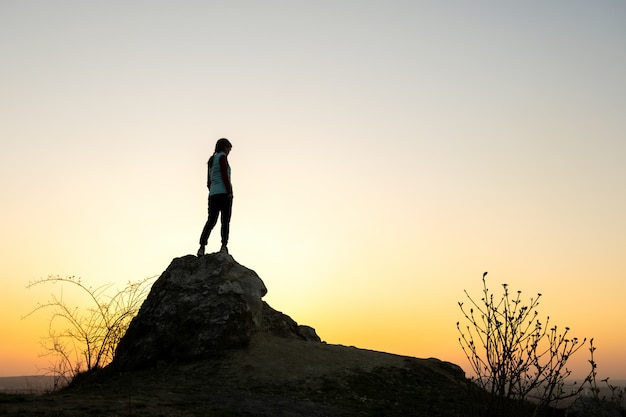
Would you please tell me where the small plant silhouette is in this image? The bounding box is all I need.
[24,275,155,388]
[587,338,626,410]
[457,272,593,416]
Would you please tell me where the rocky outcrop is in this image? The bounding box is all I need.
[113,252,320,371]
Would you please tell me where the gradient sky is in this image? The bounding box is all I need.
[1,1,625,379]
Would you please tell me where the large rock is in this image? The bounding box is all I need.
[113,252,320,371]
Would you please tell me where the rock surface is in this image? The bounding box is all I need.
[113,252,320,371]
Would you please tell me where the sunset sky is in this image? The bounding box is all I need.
[1,1,625,380]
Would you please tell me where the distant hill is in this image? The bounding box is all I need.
[0,375,55,394]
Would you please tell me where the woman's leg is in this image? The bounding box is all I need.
[220,195,233,247]
[199,195,221,246]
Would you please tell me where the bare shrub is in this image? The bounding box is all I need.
[457,272,593,416]
[24,275,155,387]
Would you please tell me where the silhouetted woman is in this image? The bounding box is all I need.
[197,138,233,256]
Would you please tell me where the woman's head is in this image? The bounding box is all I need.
[215,138,232,154]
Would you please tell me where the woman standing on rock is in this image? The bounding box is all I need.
[197,138,233,256]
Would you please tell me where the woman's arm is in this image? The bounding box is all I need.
[219,155,232,196]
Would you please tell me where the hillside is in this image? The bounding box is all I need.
[0,334,471,416]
